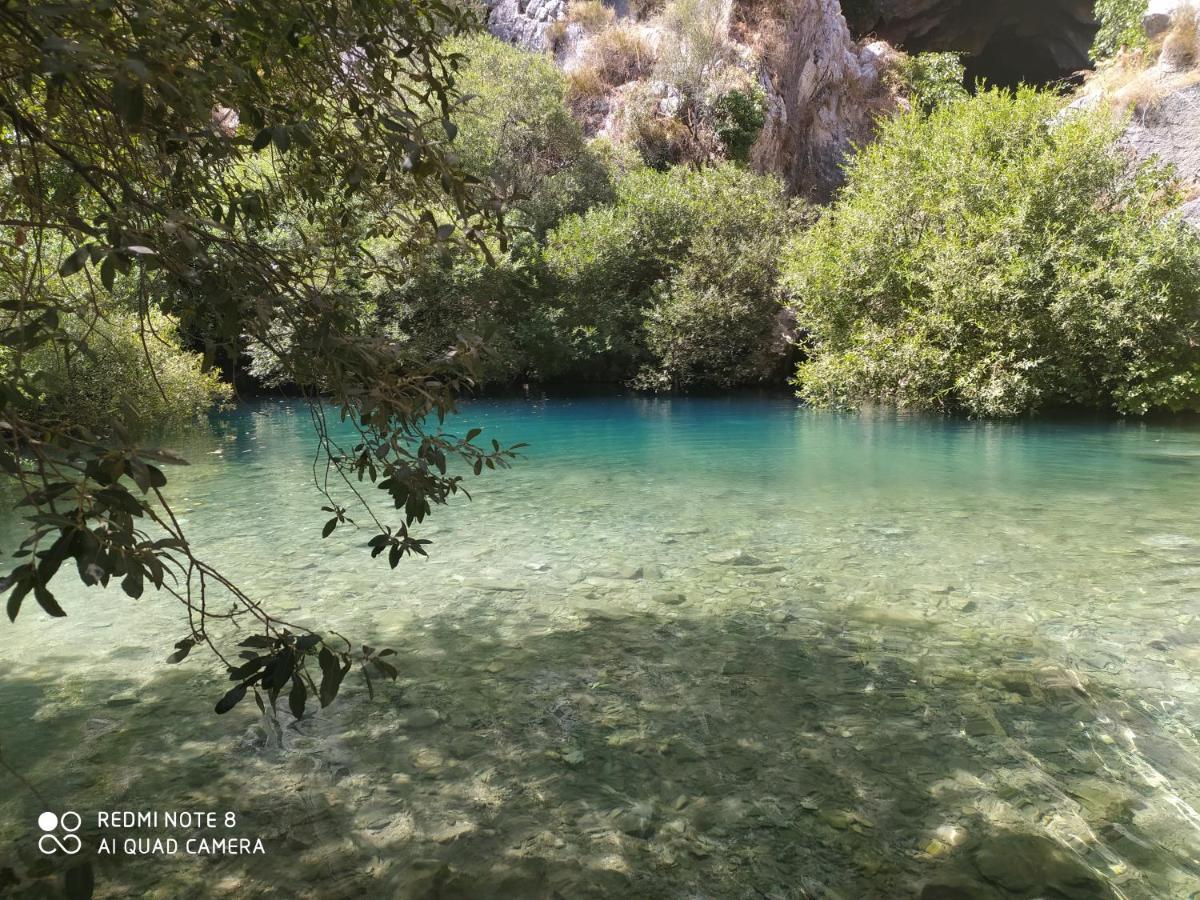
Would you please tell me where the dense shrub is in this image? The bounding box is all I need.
[1093,0,1150,60]
[546,164,802,386]
[376,238,573,383]
[711,86,768,162]
[782,88,1200,416]
[346,35,625,385]
[655,0,732,97]
[612,83,702,170]
[15,307,230,433]
[895,52,967,111]
[445,34,613,236]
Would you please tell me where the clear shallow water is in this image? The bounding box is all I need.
[3,395,1200,898]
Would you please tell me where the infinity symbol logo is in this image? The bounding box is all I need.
[37,811,82,855]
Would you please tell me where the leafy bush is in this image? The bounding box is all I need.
[546,164,802,386]
[896,52,967,111]
[1093,0,1150,60]
[376,237,573,383]
[711,86,768,162]
[782,88,1200,416]
[15,307,230,433]
[444,34,613,235]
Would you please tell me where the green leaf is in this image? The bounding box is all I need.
[5,581,30,622]
[215,683,247,714]
[100,254,116,291]
[371,657,399,680]
[251,127,272,151]
[121,566,144,599]
[272,126,291,152]
[165,638,195,664]
[322,517,337,538]
[58,245,90,277]
[318,647,344,707]
[288,675,307,720]
[263,651,296,691]
[227,657,268,680]
[33,582,65,617]
[113,81,144,126]
[295,634,322,653]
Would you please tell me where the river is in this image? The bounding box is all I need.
[3,395,1200,898]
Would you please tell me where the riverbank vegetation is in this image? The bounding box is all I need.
[784,88,1200,416]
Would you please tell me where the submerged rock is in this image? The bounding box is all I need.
[652,591,687,606]
[593,564,644,580]
[399,709,441,729]
[706,549,763,566]
[972,833,1113,898]
[463,578,524,592]
[919,880,998,900]
[1069,778,1137,819]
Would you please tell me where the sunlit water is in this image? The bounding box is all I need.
[4,395,1200,899]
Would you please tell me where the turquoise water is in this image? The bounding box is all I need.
[4,395,1200,898]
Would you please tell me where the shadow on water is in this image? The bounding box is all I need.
[3,598,1200,899]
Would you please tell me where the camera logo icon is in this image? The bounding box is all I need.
[37,811,82,855]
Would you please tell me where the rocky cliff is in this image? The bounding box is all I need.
[746,0,897,200]
[485,0,567,50]
[484,0,900,200]
[483,0,1199,218]
[1077,0,1200,227]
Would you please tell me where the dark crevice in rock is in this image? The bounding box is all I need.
[843,0,1100,89]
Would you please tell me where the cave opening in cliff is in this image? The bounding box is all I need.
[961,27,1085,91]
[844,0,1100,91]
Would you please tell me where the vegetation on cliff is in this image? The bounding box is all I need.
[783,88,1200,416]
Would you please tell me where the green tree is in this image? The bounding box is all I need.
[443,33,613,238]
[11,304,231,432]
[0,0,522,728]
[782,88,1200,416]
[546,164,801,385]
[1093,0,1150,60]
[711,86,767,163]
[895,52,968,112]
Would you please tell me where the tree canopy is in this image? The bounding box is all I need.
[0,0,521,719]
[783,88,1200,416]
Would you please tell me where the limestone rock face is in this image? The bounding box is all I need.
[749,0,900,200]
[1122,83,1200,183]
[1121,82,1200,228]
[483,0,900,200]
[1181,197,1200,228]
[1144,0,1191,38]
[485,0,568,51]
